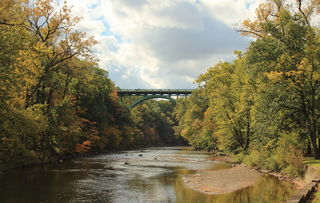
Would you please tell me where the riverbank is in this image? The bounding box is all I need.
[209,154,305,184]
[183,165,261,195]
[182,154,320,202]
[289,161,320,202]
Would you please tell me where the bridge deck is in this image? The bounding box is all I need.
[117,89,193,95]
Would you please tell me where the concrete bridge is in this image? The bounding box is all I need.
[114,89,193,109]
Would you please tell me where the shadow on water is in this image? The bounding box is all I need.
[0,147,295,203]
[0,166,88,203]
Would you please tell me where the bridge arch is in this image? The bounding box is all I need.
[129,95,176,109]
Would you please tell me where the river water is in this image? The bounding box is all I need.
[0,146,295,203]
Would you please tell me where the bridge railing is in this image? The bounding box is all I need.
[116,89,194,96]
[117,89,194,92]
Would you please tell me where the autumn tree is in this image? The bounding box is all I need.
[23,0,97,107]
[174,89,216,151]
[195,55,254,153]
[241,0,320,159]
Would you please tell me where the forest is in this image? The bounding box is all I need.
[0,0,180,169]
[1,0,320,179]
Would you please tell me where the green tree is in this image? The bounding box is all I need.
[174,89,216,151]
[242,0,320,159]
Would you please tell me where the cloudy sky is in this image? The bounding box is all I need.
[67,0,260,89]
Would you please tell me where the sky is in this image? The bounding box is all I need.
[66,0,261,89]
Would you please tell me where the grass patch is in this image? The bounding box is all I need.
[303,157,320,174]
[303,157,320,167]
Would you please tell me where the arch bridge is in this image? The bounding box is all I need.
[115,89,193,109]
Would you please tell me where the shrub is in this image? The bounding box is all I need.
[274,132,304,177]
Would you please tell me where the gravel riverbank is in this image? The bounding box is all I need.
[182,165,261,195]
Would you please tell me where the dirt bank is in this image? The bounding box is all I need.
[183,165,261,195]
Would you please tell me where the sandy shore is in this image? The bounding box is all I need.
[183,165,261,195]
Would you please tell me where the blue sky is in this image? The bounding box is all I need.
[67,0,260,88]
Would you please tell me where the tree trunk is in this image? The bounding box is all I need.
[46,88,54,111]
[307,138,312,154]
[318,137,320,159]
[62,74,72,100]
[310,132,320,159]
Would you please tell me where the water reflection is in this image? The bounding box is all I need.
[0,166,88,203]
[172,172,295,203]
[0,147,295,203]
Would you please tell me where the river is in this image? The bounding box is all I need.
[0,146,295,203]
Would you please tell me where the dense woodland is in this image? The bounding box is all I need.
[0,0,180,169]
[174,0,320,176]
[1,0,320,178]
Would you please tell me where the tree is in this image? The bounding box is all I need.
[22,0,97,107]
[174,88,216,151]
[242,0,320,159]
[195,54,254,153]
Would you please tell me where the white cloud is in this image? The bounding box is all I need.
[67,0,260,88]
[202,0,260,27]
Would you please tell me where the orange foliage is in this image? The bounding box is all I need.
[75,140,92,153]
